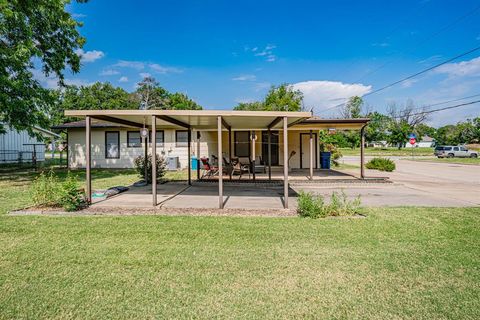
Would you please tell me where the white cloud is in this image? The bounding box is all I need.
[232,74,256,81]
[292,80,372,113]
[118,76,128,83]
[248,44,277,62]
[148,63,183,74]
[434,56,480,78]
[401,78,419,88]
[254,82,271,92]
[31,68,92,89]
[371,42,389,47]
[75,49,104,63]
[418,55,442,65]
[114,60,145,70]
[139,72,151,78]
[99,69,120,76]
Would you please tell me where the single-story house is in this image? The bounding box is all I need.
[0,124,61,164]
[404,136,435,148]
[55,109,369,209]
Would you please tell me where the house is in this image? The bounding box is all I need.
[55,109,369,209]
[405,136,435,148]
[0,124,61,164]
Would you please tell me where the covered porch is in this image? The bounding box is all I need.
[65,110,369,209]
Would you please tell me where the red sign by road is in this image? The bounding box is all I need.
[409,138,416,145]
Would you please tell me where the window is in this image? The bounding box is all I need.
[234,131,250,157]
[127,131,141,147]
[453,147,459,151]
[149,130,165,146]
[460,147,467,151]
[105,131,120,159]
[176,130,189,147]
[444,147,452,151]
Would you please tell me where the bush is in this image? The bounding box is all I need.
[365,157,396,172]
[297,190,363,218]
[326,190,362,216]
[58,173,86,211]
[31,171,86,211]
[31,171,61,207]
[297,191,326,218]
[133,154,167,183]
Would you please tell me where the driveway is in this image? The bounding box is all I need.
[305,157,480,207]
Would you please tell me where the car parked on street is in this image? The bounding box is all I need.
[434,146,478,158]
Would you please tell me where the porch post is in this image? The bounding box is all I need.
[152,116,157,206]
[188,129,192,185]
[309,130,313,180]
[360,125,365,179]
[228,128,232,180]
[144,133,148,182]
[251,131,256,182]
[283,117,288,209]
[85,116,91,204]
[217,116,223,209]
[196,131,201,180]
[268,128,272,181]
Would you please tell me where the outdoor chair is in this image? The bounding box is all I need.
[200,157,218,179]
[253,156,266,173]
[234,157,251,179]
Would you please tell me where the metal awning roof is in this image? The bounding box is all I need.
[64,110,312,130]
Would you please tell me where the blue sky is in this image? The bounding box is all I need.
[48,0,480,126]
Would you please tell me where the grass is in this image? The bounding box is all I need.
[340,147,434,156]
[0,208,479,319]
[411,157,480,165]
[0,165,189,215]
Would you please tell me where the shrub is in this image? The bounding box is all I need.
[58,173,86,211]
[297,191,326,218]
[365,157,396,172]
[31,171,61,207]
[297,190,363,218]
[133,154,167,183]
[326,190,362,216]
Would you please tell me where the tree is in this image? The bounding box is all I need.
[50,82,138,125]
[168,92,202,110]
[386,100,429,148]
[233,101,265,111]
[135,77,170,110]
[364,111,390,143]
[340,96,363,118]
[233,84,303,111]
[0,0,87,134]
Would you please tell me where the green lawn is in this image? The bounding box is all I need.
[411,157,480,165]
[340,147,434,156]
[1,208,479,319]
[0,166,188,215]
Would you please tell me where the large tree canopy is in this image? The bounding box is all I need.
[0,0,86,134]
[233,84,303,111]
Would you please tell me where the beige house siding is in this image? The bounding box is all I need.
[67,127,319,169]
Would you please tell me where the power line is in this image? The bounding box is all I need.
[363,45,480,97]
[353,4,480,83]
[390,99,480,119]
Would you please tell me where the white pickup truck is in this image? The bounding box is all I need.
[434,146,478,158]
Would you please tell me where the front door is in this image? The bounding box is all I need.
[300,133,318,169]
[262,131,279,165]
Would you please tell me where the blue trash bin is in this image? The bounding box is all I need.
[191,156,198,170]
[320,152,331,169]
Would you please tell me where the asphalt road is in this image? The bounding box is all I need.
[298,158,480,207]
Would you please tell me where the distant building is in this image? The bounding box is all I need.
[405,136,435,148]
[0,124,61,164]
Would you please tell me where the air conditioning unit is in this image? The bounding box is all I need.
[166,156,179,171]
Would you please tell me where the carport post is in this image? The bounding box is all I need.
[188,129,192,185]
[283,117,288,209]
[268,128,272,181]
[252,131,256,182]
[218,116,223,209]
[85,116,91,204]
[360,125,365,179]
[152,116,157,206]
[196,131,201,180]
[309,130,314,180]
[228,127,232,180]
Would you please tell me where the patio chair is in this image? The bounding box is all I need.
[200,157,218,179]
[233,157,251,179]
[253,156,266,173]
